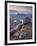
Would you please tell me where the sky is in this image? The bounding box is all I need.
[9,5,32,12]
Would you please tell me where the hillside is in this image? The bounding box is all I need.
[10,11,32,40]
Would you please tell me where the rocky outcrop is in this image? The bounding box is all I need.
[10,17,32,40]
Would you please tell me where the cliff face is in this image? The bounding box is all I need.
[10,17,32,40]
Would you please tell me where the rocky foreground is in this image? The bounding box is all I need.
[10,17,32,40]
